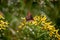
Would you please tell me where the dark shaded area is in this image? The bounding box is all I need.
[0,30,7,40]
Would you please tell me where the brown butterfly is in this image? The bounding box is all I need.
[26,11,33,21]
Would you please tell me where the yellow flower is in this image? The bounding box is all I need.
[48,25,55,31]
[44,22,52,26]
[33,16,38,20]
[55,29,60,39]
[28,21,32,24]
[0,20,5,24]
[5,21,9,25]
[0,15,5,19]
[42,26,47,30]
[33,16,40,21]
[21,23,24,26]
[18,22,25,29]
[0,24,3,27]
[21,17,25,20]
[32,21,37,25]
[41,15,47,21]
[0,28,6,30]
[17,30,19,32]
[49,31,54,37]
[18,26,22,29]
[0,16,8,30]
[55,33,60,40]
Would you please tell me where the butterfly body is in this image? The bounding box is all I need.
[26,11,33,21]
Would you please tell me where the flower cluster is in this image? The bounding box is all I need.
[18,15,60,40]
[40,15,60,40]
[0,15,8,30]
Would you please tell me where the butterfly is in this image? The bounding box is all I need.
[26,11,33,21]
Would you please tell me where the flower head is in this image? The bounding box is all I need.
[0,15,8,30]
